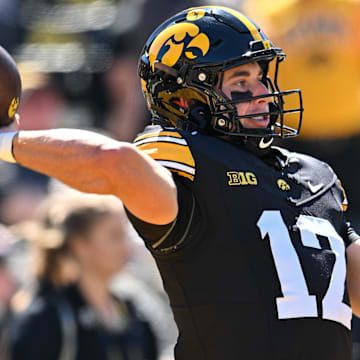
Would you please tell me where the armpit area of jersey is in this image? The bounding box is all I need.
[125,177,201,254]
[125,208,173,243]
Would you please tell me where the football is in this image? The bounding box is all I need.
[0,46,21,127]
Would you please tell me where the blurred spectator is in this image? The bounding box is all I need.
[18,67,65,131]
[99,35,149,142]
[0,0,26,52]
[0,225,18,359]
[139,0,205,43]
[7,193,159,360]
[243,0,360,228]
[0,176,47,226]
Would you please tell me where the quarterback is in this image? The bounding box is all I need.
[1,6,360,360]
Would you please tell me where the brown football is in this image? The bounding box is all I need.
[0,46,21,127]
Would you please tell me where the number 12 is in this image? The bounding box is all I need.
[257,210,351,329]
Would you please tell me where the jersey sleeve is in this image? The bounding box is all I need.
[128,126,202,254]
[133,126,196,181]
[126,175,202,255]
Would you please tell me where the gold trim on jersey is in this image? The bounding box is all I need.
[134,130,182,142]
[137,141,194,164]
[134,131,196,181]
[337,179,348,212]
[170,170,194,181]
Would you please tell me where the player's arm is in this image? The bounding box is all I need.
[346,239,360,317]
[9,128,177,225]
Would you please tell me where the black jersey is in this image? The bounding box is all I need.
[131,125,355,360]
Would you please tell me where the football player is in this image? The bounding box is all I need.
[0,6,360,360]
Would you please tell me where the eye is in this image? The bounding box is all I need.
[235,80,246,87]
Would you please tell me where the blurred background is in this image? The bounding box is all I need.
[0,0,360,359]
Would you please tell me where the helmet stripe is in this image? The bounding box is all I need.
[185,6,263,42]
[215,6,263,41]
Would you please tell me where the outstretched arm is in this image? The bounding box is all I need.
[10,129,177,225]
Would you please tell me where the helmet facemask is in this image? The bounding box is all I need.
[185,54,303,139]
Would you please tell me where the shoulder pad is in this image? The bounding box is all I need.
[285,152,347,210]
[134,126,196,181]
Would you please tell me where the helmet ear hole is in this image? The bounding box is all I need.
[187,101,212,131]
[190,69,218,87]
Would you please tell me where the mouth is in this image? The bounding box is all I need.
[243,115,270,128]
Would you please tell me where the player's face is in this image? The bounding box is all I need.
[219,61,271,129]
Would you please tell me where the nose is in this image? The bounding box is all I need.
[251,80,271,105]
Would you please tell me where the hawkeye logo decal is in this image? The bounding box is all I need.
[186,10,205,21]
[149,23,210,70]
[8,97,20,119]
[277,179,291,191]
[227,171,258,186]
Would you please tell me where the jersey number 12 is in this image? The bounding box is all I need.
[257,210,351,329]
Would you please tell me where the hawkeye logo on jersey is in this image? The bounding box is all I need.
[277,179,291,191]
[149,22,210,70]
[227,171,257,186]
